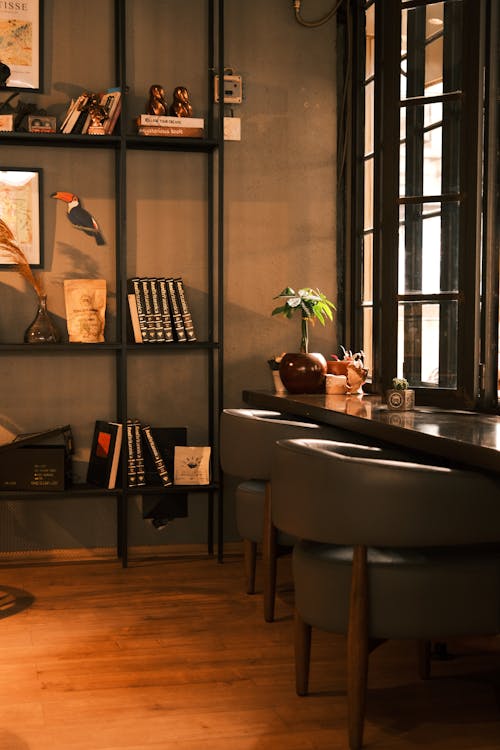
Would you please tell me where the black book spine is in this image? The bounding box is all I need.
[173,277,197,342]
[131,278,151,343]
[148,278,165,343]
[157,278,174,342]
[140,278,158,342]
[72,93,90,134]
[142,425,172,486]
[166,277,187,342]
[126,419,137,487]
[134,419,146,486]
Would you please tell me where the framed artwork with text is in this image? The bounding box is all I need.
[0,0,42,91]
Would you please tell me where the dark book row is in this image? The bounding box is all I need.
[87,420,188,490]
[128,276,196,344]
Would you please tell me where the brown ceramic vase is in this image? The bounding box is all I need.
[279,352,327,394]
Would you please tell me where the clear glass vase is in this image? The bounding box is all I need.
[24,294,61,344]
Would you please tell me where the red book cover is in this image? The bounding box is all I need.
[87,420,123,489]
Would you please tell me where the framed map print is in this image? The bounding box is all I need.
[0,168,42,267]
[0,0,41,90]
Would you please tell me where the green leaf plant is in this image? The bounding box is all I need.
[272,287,336,354]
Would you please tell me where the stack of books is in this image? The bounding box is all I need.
[136,114,204,138]
[87,419,189,489]
[61,88,122,135]
[127,276,196,344]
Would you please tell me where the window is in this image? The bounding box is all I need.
[342,0,498,409]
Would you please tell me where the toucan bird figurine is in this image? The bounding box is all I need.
[51,191,105,245]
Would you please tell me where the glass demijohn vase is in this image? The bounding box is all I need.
[24,294,61,344]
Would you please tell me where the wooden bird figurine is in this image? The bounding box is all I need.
[147,84,169,116]
[169,86,193,118]
[51,191,105,245]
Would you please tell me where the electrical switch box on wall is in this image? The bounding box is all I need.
[215,74,243,103]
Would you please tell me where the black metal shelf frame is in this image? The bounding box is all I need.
[0,0,225,568]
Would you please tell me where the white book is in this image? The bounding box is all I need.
[137,114,204,128]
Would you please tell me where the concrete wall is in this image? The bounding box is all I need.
[0,0,339,554]
[224,0,339,405]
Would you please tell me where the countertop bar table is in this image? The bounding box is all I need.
[242,390,500,476]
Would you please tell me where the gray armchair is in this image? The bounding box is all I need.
[219,409,376,621]
[271,437,500,749]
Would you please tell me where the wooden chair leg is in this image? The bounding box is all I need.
[294,608,312,696]
[243,539,257,594]
[347,544,369,750]
[263,481,277,622]
[417,639,431,680]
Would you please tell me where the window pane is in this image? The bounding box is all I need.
[401,1,463,100]
[401,99,461,198]
[363,306,373,377]
[398,202,459,294]
[364,156,374,230]
[365,3,375,80]
[398,300,457,387]
[363,231,373,303]
[364,80,374,154]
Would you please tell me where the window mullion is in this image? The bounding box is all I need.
[374,0,401,391]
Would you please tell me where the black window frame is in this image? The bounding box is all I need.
[339,0,499,410]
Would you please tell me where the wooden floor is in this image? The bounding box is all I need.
[0,551,499,750]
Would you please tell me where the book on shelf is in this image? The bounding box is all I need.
[136,114,204,137]
[126,419,137,487]
[127,423,187,488]
[61,89,121,135]
[60,98,76,132]
[133,419,146,486]
[127,276,196,344]
[141,425,173,487]
[87,420,123,490]
[137,125,204,138]
[65,92,91,134]
[139,277,159,342]
[165,276,187,342]
[129,277,152,343]
[148,277,166,343]
[156,278,175,342]
[127,293,143,343]
[62,92,89,133]
[173,277,197,342]
[137,114,205,128]
[141,426,187,487]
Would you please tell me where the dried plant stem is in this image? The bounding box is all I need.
[0,217,43,298]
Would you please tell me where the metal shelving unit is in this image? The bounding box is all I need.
[0,0,224,566]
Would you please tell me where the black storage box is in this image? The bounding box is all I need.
[0,425,74,491]
[0,445,69,491]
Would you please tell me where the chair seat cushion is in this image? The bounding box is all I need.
[236,480,296,546]
[294,540,500,638]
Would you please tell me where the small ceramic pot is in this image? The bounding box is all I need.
[279,352,327,394]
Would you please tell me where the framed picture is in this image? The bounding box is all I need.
[0,0,42,91]
[0,168,42,267]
